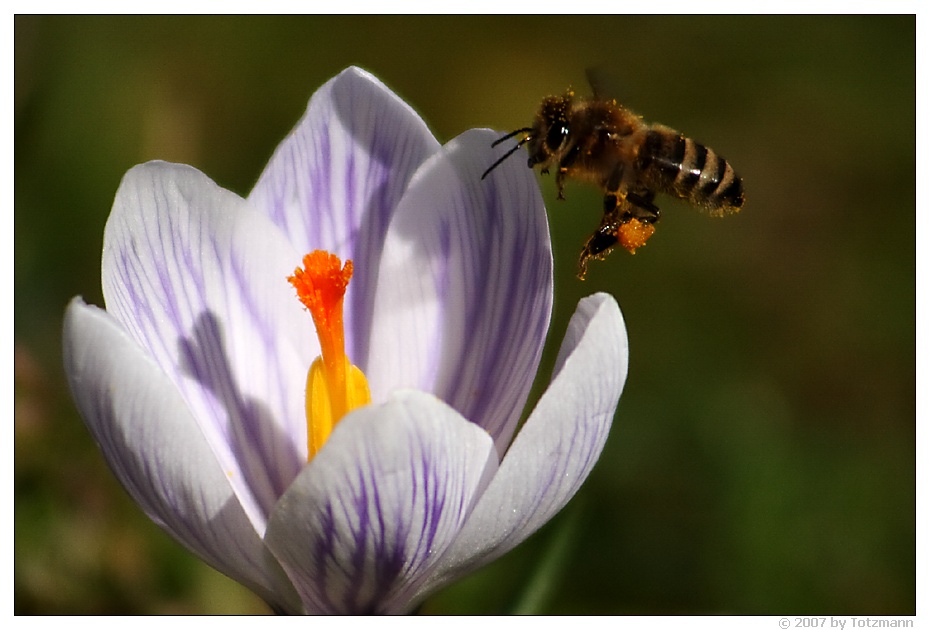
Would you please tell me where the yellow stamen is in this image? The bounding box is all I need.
[288,251,371,460]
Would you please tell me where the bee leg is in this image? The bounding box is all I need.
[559,142,582,170]
[577,212,622,280]
[554,143,583,200]
[555,170,567,200]
[603,193,638,228]
[605,161,625,195]
[577,256,591,280]
[578,227,617,280]
[603,193,619,214]
[626,191,661,224]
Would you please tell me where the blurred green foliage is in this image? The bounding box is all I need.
[15,15,914,614]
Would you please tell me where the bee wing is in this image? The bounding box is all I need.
[585,66,624,101]
[585,67,606,99]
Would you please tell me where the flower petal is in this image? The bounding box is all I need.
[265,390,497,615]
[367,128,553,454]
[414,292,628,602]
[248,66,441,366]
[62,298,302,613]
[102,161,312,527]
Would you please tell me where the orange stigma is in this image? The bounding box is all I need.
[288,251,371,460]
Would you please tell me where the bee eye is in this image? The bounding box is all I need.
[546,123,569,152]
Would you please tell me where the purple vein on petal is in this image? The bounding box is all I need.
[367,128,552,452]
[266,393,495,614]
[418,130,552,451]
[248,68,440,373]
[103,163,312,527]
[447,172,550,440]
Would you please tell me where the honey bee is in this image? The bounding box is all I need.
[482,81,745,279]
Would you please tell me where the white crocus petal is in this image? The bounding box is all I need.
[102,161,312,529]
[248,66,441,367]
[368,128,552,455]
[413,292,628,603]
[265,390,498,615]
[62,298,302,614]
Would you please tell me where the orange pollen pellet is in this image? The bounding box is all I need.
[618,218,656,254]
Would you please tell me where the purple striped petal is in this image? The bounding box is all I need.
[102,161,313,527]
[63,298,302,613]
[366,128,553,455]
[413,292,628,603]
[248,66,441,368]
[264,390,497,615]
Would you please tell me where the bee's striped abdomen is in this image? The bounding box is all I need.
[637,128,744,216]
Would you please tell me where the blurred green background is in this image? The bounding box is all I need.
[15,15,915,614]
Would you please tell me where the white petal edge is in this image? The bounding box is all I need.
[248,66,442,367]
[63,298,302,613]
[265,390,498,614]
[411,292,628,605]
[367,128,553,455]
[102,161,313,526]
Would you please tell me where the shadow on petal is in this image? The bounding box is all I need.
[63,299,302,613]
[178,311,303,520]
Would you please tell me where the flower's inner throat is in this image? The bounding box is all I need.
[289,251,371,461]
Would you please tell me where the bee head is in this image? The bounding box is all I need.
[526,92,574,168]
[480,90,574,181]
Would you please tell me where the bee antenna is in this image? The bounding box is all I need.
[490,127,533,148]
[482,130,534,180]
[481,141,527,180]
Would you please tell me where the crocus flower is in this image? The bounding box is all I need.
[62,66,628,614]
